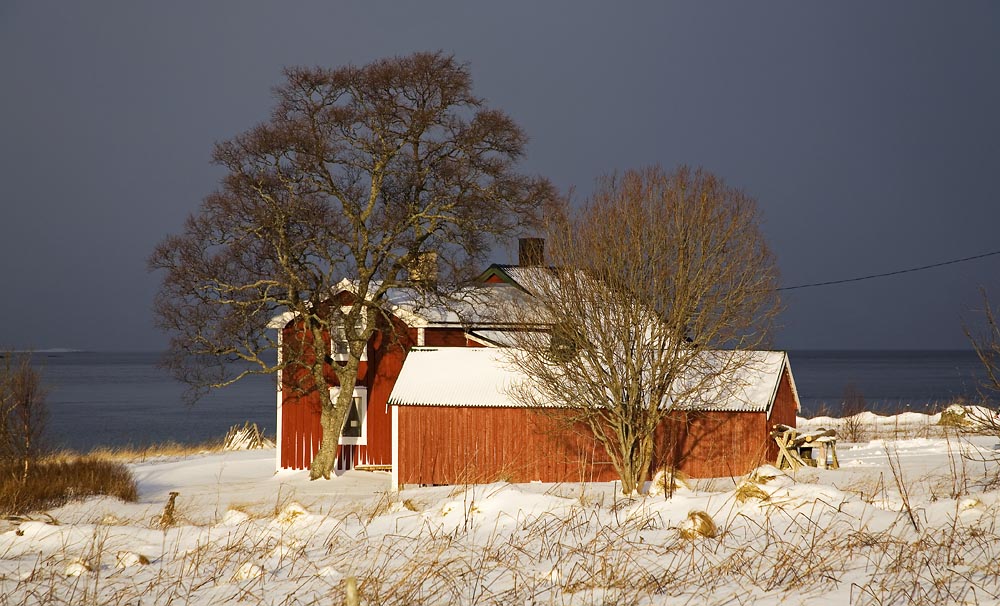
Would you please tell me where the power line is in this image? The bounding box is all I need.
[778,249,1000,292]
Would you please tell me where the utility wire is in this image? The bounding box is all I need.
[778,249,1000,291]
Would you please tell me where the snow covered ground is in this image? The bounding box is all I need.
[3,415,1000,605]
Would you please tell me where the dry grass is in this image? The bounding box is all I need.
[3,422,1000,605]
[79,439,225,462]
[733,482,770,503]
[0,456,137,516]
[4,478,1000,605]
[678,510,717,539]
[938,406,971,428]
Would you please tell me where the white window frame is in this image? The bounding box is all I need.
[332,307,368,362]
[332,386,368,446]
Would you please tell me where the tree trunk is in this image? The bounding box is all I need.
[309,403,343,480]
[615,433,654,495]
[635,434,654,492]
[309,356,359,480]
[617,437,641,495]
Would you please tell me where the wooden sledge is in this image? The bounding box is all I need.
[771,424,839,471]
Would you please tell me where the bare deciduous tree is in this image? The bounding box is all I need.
[0,353,48,482]
[503,166,780,494]
[150,52,553,479]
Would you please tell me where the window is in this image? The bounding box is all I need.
[332,308,367,362]
[333,386,368,445]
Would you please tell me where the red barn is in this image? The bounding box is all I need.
[386,347,800,485]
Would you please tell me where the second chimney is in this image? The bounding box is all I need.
[518,238,545,266]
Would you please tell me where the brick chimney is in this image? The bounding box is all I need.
[518,238,544,266]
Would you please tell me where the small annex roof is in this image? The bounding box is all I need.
[389,347,798,417]
[388,347,528,408]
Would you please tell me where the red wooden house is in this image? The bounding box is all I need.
[273,286,500,473]
[273,239,800,483]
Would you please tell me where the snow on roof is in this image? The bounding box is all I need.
[383,283,533,327]
[389,347,794,415]
[267,279,536,330]
[388,347,530,408]
[675,350,792,415]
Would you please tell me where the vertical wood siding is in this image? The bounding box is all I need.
[397,364,800,482]
[398,406,619,485]
[655,365,799,477]
[657,411,773,478]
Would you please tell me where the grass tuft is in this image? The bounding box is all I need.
[679,510,717,539]
[734,481,771,503]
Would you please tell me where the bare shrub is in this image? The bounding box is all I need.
[840,382,868,442]
[0,456,138,516]
[963,290,1000,437]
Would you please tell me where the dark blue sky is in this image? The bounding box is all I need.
[2,2,998,350]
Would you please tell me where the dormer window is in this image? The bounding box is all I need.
[332,308,367,362]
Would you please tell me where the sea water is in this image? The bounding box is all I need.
[24,350,1000,451]
[29,352,274,451]
[789,350,993,416]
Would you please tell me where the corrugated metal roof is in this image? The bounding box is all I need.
[674,351,788,413]
[267,272,546,330]
[388,347,794,414]
[388,347,528,408]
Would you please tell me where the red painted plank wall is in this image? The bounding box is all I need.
[397,368,799,482]
[656,366,799,477]
[280,316,413,470]
[397,406,619,485]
